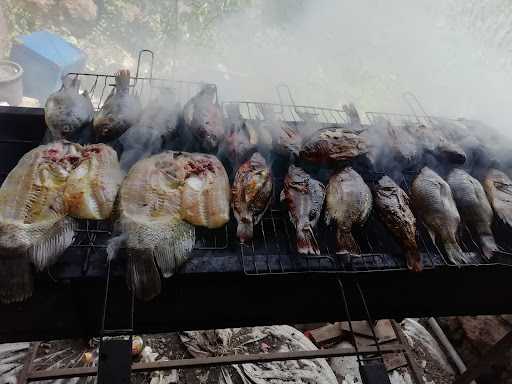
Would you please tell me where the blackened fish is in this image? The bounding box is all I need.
[300,126,368,165]
[232,153,273,242]
[93,70,142,142]
[280,165,325,255]
[373,176,422,271]
[183,84,224,152]
[325,167,372,255]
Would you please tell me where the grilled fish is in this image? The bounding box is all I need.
[373,176,421,271]
[447,168,497,260]
[179,153,231,229]
[232,153,273,242]
[411,167,468,264]
[222,121,258,168]
[64,144,123,220]
[280,165,325,255]
[0,141,81,303]
[183,84,224,152]
[93,70,142,142]
[118,152,195,301]
[300,126,368,165]
[483,168,512,229]
[45,75,94,140]
[325,167,372,255]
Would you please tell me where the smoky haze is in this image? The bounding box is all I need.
[153,0,512,134]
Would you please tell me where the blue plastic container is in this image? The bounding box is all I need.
[10,31,87,102]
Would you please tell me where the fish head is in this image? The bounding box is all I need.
[93,115,117,141]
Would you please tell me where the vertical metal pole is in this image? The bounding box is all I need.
[390,320,424,384]
[17,341,40,384]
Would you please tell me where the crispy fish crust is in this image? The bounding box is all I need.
[281,165,325,255]
[232,153,273,242]
[325,167,372,256]
[64,144,123,220]
[0,141,80,303]
[374,176,421,271]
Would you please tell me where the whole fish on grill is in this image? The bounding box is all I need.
[300,126,368,165]
[411,167,469,264]
[483,168,512,229]
[179,153,230,229]
[232,153,273,242]
[93,70,142,142]
[45,75,94,141]
[325,167,372,255]
[64,144,123,220]
[183,84,224,152]
[118,152,195,301]
[222,121,258,168]
[447,168,497,260]
[373,176,422,271]
[280,165,325,255]
[257,103,301,159]
[0,141,81,303]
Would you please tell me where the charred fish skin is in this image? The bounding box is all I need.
[483,168,512,229]
[411,167,468,265]
[0,141,80,303]
[300,126,368,165]
[183,84,225,152]
[119,152,195,301]
[374,176,422,271]
[64,144,124,220]
[325,167,372,256]
[232,152,273,242]
[45,76,94,141]
[93,70,142,142]
[447,168,497,260]
[281,165,325,255]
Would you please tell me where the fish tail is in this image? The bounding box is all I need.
[0,253,33,304]
[443,242,470,265]
[297,226,320,255]
[237,218,254,243]
[30,217,76,271]
[153,220,195,278]
[405,249,423,272]
[479,234,498,261]
[127,249,162,301]
[335,227,360,255]
[115,69,131,92]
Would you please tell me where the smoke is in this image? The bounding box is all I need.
[153,0,512,135]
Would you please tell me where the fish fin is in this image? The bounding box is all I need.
[153,221,195,278]
[127,249,162,301]
[443,242,469,265]
[0,253,33,304]
[479,234,498,261]
[297,226,320,255]
[335,227,360,255]
[237,218,254,243]
[29,217,76,271]
[405,250,423,272]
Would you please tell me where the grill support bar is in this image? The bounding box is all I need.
[26,344,406,381]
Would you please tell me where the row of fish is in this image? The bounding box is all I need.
[280,161,512,271]
[0,141,122,303]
